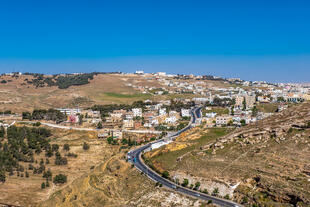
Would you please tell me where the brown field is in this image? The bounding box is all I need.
[0,74,154,113]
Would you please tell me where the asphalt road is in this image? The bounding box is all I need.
[128,107,242,207]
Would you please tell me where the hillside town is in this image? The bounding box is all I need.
[1,71,310,145]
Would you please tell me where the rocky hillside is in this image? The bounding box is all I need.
[146,102,310,207]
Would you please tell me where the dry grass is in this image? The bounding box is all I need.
[0,74,153,113]
[0,127,115,207]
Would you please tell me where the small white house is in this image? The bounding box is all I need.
[159,108,167,116]
[132,108,142,117]
[181,109,191,117]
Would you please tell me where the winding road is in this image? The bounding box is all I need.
[128,107,242,207]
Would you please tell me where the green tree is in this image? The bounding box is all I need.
[212,187,219,196]
[194,181,200,190]
[41,182,46,189]
[63,144,70,151]
[46,180,50,187]
[0,171,5,183]
[182,178,189,187]
[97,121,103,129]
[202,189,209,194]
[78,114,83,125]
[252,106,258,117]
[240,119,246,126]
[224,194,230,199]
[243,99,247,110]
[162,171,170,179]
[83,142,90,150]
[52,144,59,152]
[231,106,234,115]
[107,137,113,144]
[277,97,285,102]
[53,174,67,184]
[0,126,5,138]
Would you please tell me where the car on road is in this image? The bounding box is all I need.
[195,193,200,197]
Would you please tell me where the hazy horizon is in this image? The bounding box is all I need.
[1,54,310,83]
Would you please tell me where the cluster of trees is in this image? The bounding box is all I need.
[165,100,194,112]
[210,97,235,107]
[25,72,120,89]
[0,126,52,183]
[154,123,187,131]
[0,126,5,138]
[0,125,75,188]
[26,73,95,89]
[55,152,68,165]
[22,109,66,123]
[0,110,12,115]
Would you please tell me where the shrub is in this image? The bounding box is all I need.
[83,142,90,150]
[53,174,67,184]
[182,178,189,187]
[63,144,70,151]
[212,187,219,196]
[162,171,170,179]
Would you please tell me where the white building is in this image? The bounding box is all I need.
[181,109,191,117]
[159,108,167,116]
[57,108,81,115]
[132,108,142,117]
[156,72,166,76]
[216,116,232,126]
[205,112,217,118]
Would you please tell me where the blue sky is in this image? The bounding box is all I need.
[0,0,309,82]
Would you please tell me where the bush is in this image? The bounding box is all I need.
[83,142,90,150]
[212,187,219,196]
[0,171,6,183]
[63,144,70,151]
[41,182,46,189]
[53,174,67,184]
[224,194,230,199]
[182,178,189,187]
[162,171,169,179]
[55,155,67,165]
[194,181,200,190]
[66,152,78,158]
[52,144,59,152]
